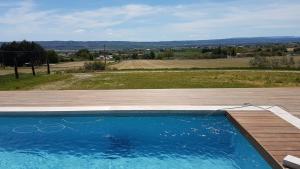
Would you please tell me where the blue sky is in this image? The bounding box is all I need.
[0,0,300,41]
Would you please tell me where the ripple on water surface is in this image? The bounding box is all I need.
[0,114,272,169]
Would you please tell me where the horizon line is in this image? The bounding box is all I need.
[1,36,300,43]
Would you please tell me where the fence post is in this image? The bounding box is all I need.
[31,56,36,76]
[46,56,50,74]
[14,55,19,79]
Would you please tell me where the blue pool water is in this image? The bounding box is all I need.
[0,112,272,169]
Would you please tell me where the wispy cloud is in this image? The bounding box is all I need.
[0,0,299,41]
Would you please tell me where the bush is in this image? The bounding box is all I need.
[113,55,121,62]
[250,56,297,69]
[84,61,105,71]
[289,57,295,66]
[250,56,269,68]
[155,50,174,60]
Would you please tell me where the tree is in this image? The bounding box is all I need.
[163,50,174,59]
[46,50,59,63]
[212,46,227,58]
[75,49,93,60]
[149,51,156,59]
[294,47,300,54]
[131,53,138,59]
[227,47,236,57]
[202,48,211,53]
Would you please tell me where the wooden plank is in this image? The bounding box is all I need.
[257,137,300,142]
[229,113,278,117]
[228,111,300,169]
[265,145,300,151]
[242,127,300,133]
[270,151,300,157]
[235,119,290,123]
[253,133,300,138]
[241,123,292,127]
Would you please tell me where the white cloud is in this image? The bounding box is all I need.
[73,29,86,33]
[58,4,160,30]
[0,0,299,41]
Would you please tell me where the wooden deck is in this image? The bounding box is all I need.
[0,88,299,117]
[228,111,300,169]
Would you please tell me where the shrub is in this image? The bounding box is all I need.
[250,56,297,69]
[250,56,269,68]
[84,61,105,71]
[289,57,295,66]
[163,50,174,59]
[113,55,121,62]
[155,50,174,60]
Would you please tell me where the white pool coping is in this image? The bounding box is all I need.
[283,155,300,169]
[0,105,299,129]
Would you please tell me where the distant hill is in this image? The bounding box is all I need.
[1,36,300,50]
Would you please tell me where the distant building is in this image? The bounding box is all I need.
[287,48,295,52]
[96,55,113,60]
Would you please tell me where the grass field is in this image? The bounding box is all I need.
[66,71,300,89]
[1,70,299,90]
[0,73,72,90]
[1,57,299,76]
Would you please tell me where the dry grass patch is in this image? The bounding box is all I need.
[109,58,252,70]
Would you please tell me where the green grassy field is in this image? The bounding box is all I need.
[1,70,299,90]
[1,57,299,76]
[0,73,72,90]
[67,71,300,89]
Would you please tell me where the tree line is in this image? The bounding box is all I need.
[0,41,46,67]
[0,40,51,78]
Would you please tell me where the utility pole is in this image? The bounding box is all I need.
[46,55,50,74]
[104,44,107,66]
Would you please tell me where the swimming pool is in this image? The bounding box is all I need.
[0,111,272,169]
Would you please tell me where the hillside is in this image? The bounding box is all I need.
[1,37,300,50]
